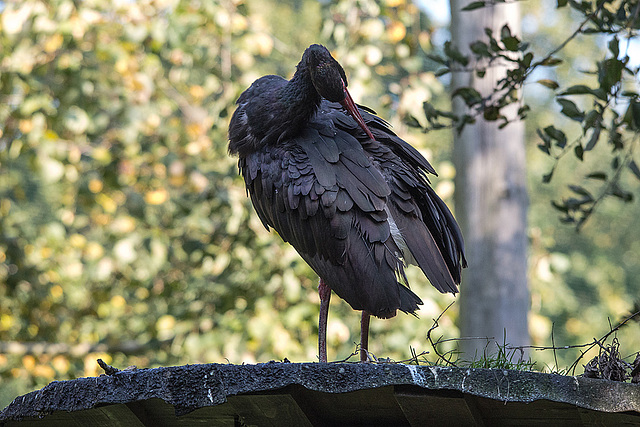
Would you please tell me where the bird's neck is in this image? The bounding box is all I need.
[278,66,322,129]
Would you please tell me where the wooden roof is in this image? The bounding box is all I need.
[2,363,639,426]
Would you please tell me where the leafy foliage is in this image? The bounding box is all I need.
[0,0,638,409]
[425,0,640,227]
[0,0,459,406]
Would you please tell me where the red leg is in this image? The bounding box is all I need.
[318,279,331,363]
[360,311,371,362]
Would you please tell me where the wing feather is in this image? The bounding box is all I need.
[232,97,465,319]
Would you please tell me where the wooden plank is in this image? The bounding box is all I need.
[291,385,409,426]
[226,394,312,427]
[394,389,479,427]
[2,405,147,427]
[477,398,582,426]
[578,407,640,427]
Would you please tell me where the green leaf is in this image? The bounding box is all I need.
[610,184,633,202]
[543,125,567,148]
[452,87,483,106]
[502,36,520,52]
[404,114,421,128]
[517,105,530,117]
[574,143,584,161]
[500,24,512,40]
[629,160,640,181]
[560,85,593,96]
[470,41,490,57]
[423,102,438,120]
[540,57,563,66]
[583,110,600,131]
[557,98,584,121]
[537,79,559,89]
[537,128,551,144]
[623,99,640,130]
[444,41,469,66]
[569,185,593,200]
[537,143,550,155]
[585,126,601,151]
[560,85,607,101]
[543,167,555,183]
[599,58,624,92]
[426,53,448,65]
[586,172,607,180]
[483,106,501,121]
[551,200,568,213]
[461,1,486,11]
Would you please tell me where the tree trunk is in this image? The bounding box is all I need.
[449,0,530,359]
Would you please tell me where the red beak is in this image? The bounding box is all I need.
[339,81,375,141]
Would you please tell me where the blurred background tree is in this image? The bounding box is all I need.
[0,0,638,409]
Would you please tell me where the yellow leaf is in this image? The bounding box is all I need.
[52,355,70,374]
[115,58,129,74]
[387,21,406,43]
[111,216,136,234]
[111,295,126,308]
[92,147,111,164]
[44,130,59,140]
[50,284,63,299]
[44,33,63,53]
[27,324,38,337]
[189,85,205,99]
[254,33,274,57]
[0,314,14,331]
[88,178,103,193]
[18,119,33,133]
[40,247,52,259]
[69,233,87,248]
[85,242,104,261]
[135,287,149,299]
[33,364,56,379]
[97,193,117,213]
[22,355,36,371]
[94,213,111,226]
[145,188,168,205]
[156,314,176,331]
[169,175,186,187]
[231,14,247,33]
[186,122,203,138]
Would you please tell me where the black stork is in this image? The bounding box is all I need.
[228,44,467,363]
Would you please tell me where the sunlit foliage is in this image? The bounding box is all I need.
[0,0,638,408]
[0,0,458,405]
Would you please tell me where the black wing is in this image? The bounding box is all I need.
[337,103,467,288]
[236,111,424,318]
[232,99,465,318]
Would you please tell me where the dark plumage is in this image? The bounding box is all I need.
[228,44,466,362]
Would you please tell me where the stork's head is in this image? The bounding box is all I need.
[303,44,375,140]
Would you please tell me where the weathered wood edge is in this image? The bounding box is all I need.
[1,363,639,421]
